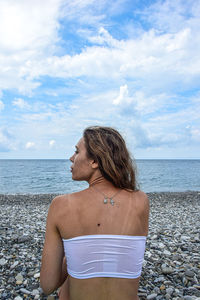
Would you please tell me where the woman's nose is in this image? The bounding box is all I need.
[70,154,74,162]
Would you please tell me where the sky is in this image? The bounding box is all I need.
[0,0,200,159]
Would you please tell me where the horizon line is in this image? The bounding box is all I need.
[1,158,200,160]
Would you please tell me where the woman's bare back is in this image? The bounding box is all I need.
[56,187,149,300]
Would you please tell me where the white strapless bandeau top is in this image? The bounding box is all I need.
[62,234,146,279]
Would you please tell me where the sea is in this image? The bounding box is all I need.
[0,159,200,194]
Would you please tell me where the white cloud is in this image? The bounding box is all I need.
[69,104,80,110]
[21,112,53,121]
[25,142,35,149]
[12,98,30,109]
[0,1,200,96]
[0,128,15,152]
[60,0,106,27]
[60,0,132,37]
[0,0,200,158]
[0,0,63,94]
[89,27,121,47]
[49,140,56,147]
[0,100,4,111]
[0,0,61,52]
[21,26,199,95]
[131,92,168,114]
[0,129,9,151]
[113,85,130,105]
[126,122,154,149]
[3,86,199,158]
[142,0,200,33]
[112,86,171,116]
[191,128,200,142]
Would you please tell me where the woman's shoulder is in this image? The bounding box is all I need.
[129,189,148,198]
[50,194,68,205]
[135,189,148,198]
[50,189,89,208]
[48,190,89,224]
[132,190,149,211]
[47,194,69,216]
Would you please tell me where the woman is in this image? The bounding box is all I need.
[40,126,149,300]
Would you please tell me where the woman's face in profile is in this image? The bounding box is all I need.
[70,138,93,181]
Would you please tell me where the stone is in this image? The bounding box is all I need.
[163,250,171,255]
[158,242,165,248]
[187,287,200,297]
[32,289,39,295]
[17,235,31,243]
[166,287,174,295]
[0,258,7,266]
[147,294,157,299]
[34,272,40,279]
[154,276,165,283]
[181,235,190,241]
[193,285,200,290]
[20,288,31,294]
[10,261,19,269]
[2,292,7,298]
[160,284,166,291]
[138,293,147,297]
[28,271,35,276]
[15,273,23,282]
[153,287,160,294]
[161,266,173,274]
[183,276,188,285]
[151,235,158,240]
[185,270,195,278]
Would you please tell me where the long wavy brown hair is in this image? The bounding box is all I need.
[83,126,138,190]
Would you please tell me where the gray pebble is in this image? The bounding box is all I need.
[163,250,171,255]
[166,287,174,295]
[15,273,23,282]
[147,294,158,299]
[185,270,195,278]
[17,235,31,243]
[32,289,39,295]
[0,258,7,266]
[10,261,19,269]
[161,266,173,274]
[20,288,31,294]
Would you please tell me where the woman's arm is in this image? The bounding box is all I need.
[40,196,68,295]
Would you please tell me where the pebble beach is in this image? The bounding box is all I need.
[0,192,200,300]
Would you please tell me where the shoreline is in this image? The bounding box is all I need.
[1,190,200,195]
[0,190,200,201]
[0,191,200,299]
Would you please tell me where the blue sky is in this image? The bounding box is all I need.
[0,0,200,159]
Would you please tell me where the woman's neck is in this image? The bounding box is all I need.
[89,175,112,188]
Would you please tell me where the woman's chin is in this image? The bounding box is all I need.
[72,175,85,181]
[72,174,79,181]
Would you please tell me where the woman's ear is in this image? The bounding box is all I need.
[90,160,99,169]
